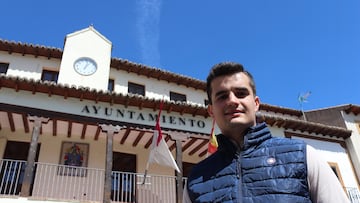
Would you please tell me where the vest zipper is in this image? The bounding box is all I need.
[236,151,243,203]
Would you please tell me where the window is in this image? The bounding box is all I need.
[328,162,345,189]
[170,91,186,102]
[356,121,360,134]
[0,63,9,74]
[128,82,145,96]
[41,70,59,83]
[108,79,115,92]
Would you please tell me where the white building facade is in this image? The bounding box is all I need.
[0,27,359,203]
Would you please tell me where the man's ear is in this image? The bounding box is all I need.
[254,96,260,111]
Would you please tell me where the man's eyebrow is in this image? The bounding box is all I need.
[214,90,228,98]
[232,87,249,92]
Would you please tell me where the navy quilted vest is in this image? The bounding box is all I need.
[187,122,311,203]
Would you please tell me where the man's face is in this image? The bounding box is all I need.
[208,72,260,136]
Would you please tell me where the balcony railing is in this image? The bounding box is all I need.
[348,187,360,203]
[112,171,178,203]
[0,159,180,202]
[0,159,26,196]
[1,159,360,203]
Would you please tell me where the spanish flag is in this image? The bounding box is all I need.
[207,119,218,155]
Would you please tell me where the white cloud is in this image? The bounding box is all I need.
[136,0,162,68]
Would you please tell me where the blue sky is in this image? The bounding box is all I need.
[1,0,359,110]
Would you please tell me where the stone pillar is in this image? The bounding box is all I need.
[175,139,183,203]
[21,116,49,197]
[167,131,186,203]
[100,124,120,203]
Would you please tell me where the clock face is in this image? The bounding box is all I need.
[73,57,97,76]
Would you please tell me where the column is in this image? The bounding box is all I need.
[21,116,49,197]
[175,139,183,203]
[168,131,186,203]
[100,124,121,203]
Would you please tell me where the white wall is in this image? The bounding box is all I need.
[58,27,112,91]
[110,68,207,106]
[1,51,207,107]
[295,136,358,188]
[0,52,60,80]
[342,111,360,183]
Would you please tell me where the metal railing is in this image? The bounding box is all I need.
[32,162,105,202]
[0,159,180,202]
[0,159,26,196]
[347,187,360,203]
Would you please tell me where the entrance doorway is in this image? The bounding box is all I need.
[0,141,40,195]
[111,152,136,202]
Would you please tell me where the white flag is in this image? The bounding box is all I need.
[145,100,180,173]
[148,130,180,172]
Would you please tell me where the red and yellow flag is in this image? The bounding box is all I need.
[207,119,218,154]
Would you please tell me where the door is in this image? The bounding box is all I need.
[112,152,136,202]
[1,141,40,195]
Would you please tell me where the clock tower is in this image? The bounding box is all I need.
[58,26,112,91]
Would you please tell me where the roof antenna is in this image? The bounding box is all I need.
[298,91,311,121]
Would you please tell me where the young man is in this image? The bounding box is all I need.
[183,62,349,203]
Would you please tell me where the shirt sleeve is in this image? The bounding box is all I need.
[307,145,350,203]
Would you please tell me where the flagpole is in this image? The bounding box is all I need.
[142,131,157,185]
[142,128,158,185]
[142,166,149,185]
[299,101,307,121]
[142,117,159,185]
[142,100,163,185]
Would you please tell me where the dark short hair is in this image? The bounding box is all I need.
[206,62,256,104]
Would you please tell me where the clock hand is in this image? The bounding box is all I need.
[83,62,89,71]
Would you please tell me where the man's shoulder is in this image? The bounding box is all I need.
[266,136,306,145]
[261,137,307,151]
